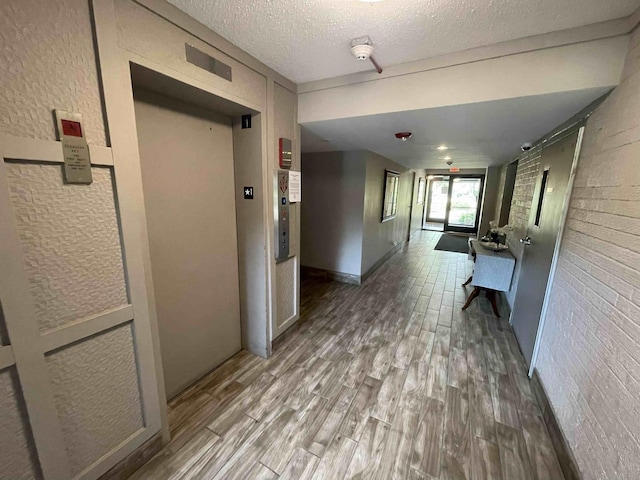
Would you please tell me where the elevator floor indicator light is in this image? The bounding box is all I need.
[243,186,254,199]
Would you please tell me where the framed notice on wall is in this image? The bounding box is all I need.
[382,170,400,222]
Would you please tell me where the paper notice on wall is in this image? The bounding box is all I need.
[55,110,92,184]
[288,170,301,203]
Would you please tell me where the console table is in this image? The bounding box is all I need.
[462,239,516,317]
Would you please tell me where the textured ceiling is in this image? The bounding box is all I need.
[167,0,639,83]
[301,88,610,169]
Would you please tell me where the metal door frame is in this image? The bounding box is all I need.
[443,174,485,234]
[424,175,451,226]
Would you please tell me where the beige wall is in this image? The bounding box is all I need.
[300,150,414,279]
[299,36,628,124]
[409,170,427,235]
[300,152,366,276]
[535,26,640,480]
[362,152,412,275]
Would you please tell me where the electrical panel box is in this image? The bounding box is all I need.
[275,170,290,262]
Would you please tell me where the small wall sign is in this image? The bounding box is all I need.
[288,170,301,203]
[243,186,254,199]
[55,109,92,184]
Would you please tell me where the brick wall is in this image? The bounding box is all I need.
[535,29,640,479]
[505,146,542,306]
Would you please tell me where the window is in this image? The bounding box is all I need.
[534,169,549,227]
[382,170,400,222]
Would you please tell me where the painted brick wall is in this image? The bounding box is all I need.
[505,146,542,306]
[535,29,640,480]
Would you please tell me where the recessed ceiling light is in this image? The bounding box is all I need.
[437,145,448,151]
[443,156,452,160]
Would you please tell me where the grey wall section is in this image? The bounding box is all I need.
[133,89,241,399]
[535,27,640,480]
[233,114,269,356]
[300,150,412,279]
[410,169,427,234]
[362,152,411,276]
[478,166,501,237]
[300,151,366,276]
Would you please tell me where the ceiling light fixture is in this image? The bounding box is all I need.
[437,145,448,151]
[395,132,412,141]
[443,155,452,160]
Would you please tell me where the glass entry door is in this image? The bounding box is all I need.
[425,176,450,229]
[444,176,484,233]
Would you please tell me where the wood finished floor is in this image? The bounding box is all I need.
[130,231,565,480]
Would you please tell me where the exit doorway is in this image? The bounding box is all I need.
[423,174,485,234]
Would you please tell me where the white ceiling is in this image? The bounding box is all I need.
[167,0,639,83]
[301,88,610,169]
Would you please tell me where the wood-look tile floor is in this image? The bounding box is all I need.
[130,231,565,480]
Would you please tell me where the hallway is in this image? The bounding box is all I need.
[130,231,563,480]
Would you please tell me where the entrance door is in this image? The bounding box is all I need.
[511,130,581,366]
[134,89,242,399]
[424,176,449,229]
[444,176,484,233]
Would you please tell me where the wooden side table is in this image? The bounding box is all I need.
[462,239,515,317]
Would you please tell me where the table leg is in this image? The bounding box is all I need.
[462,276,473,286]
[462,287,480,311]
[486,289,501,317]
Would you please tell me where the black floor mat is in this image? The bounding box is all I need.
[434,233,471,254]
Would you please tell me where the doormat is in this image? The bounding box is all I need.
[434,234,470,254]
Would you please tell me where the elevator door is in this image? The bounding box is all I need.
[134,89,241,399]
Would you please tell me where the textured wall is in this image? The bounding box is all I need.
[0,367,41,479]
[6,163,129,332]
[361,152,412,275]
[46,324,144,477]
[276,256,297,328]
[535,27,640,480]
[0,0,106,145]
[505,146,543,306]
[300,151,366,276]
[115,0,266,109]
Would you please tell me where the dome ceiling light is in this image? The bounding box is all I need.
[395,132,413,141]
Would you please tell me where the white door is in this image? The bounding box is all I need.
[511,130,580,366]
[134,89,242,399]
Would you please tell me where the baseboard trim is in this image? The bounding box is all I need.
[361,241,407,284]
[301,241,408,287]
[531,370,582,480]
[98,432,163,480]
[301,265,361,285]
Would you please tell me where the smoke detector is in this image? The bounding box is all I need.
[351,44,374,60]
[350,36,383,73]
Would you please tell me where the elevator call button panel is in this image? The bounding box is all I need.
[275,170,290,262]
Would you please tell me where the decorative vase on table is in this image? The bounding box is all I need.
[484,221,513,252]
